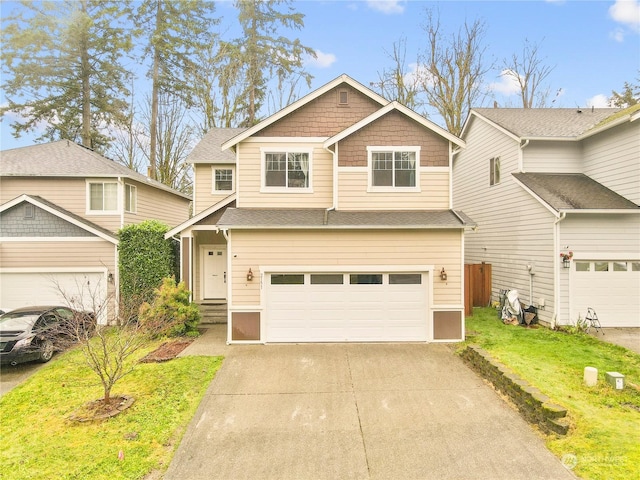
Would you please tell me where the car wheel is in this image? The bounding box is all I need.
[37,339,54,363]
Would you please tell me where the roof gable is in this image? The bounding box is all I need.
[221,74,389,150]
[0,195,118,243]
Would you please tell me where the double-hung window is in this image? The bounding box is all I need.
[213,168,234,192]
[262,149,311,191]
[88,181,118,213]
[490,157,501,186]
[368,147,419,190]
[125,184,137,213]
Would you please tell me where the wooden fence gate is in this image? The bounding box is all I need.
[464,263,492,317]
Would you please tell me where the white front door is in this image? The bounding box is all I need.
[202,246,227,300]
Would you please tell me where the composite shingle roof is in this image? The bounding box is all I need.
[473,108,620,138]
[218,208,474,228]
[0,140,190,199]
[186,128,247,164]
[513,173,639,211]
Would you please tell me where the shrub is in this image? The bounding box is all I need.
[118,220,177,310]
[139,277,201,337]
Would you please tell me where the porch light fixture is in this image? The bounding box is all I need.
[560,251,573,269]
[107,272,114,283]
[440,268,447,281]
[246,268,254,281]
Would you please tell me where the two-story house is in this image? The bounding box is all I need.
[0,140,191,322]
[453,106,640,328]
[167,74,472,344]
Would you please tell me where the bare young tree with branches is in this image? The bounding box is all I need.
[417,9,492,136]
[501,39,555,108]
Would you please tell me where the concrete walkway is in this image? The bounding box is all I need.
[589,328,640,354]
[167,331,576,480]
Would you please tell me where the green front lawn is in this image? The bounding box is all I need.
[0,342,222,480]
[464,308,640,480]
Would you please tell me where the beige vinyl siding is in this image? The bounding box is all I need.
[236,142,333,208]
[582,120,640,205]
[193,163,234,215]
[337,169,450,210]
[523,141,582,172]
[454,116,556,323]
[229,229,462,307]
[123,180,190,227]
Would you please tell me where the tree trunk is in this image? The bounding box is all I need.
[80,0,92,148]
[149,1,161,180]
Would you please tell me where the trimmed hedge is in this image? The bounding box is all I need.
[118,220,177,306]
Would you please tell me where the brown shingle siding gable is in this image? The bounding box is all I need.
[255,84,382,138]
[338,110,449,167]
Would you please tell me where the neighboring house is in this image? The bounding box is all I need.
[453,106,640,328]
[167,74,473,344]
[0,140,192,322]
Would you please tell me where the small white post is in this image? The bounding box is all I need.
[584,366,598,387]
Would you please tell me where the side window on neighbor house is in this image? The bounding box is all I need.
[213,168,234,192]
[125,184,137,213]
[369,148,419,189]
[88,181,118,212]
[490,157,501,186]
[263,151,311,190]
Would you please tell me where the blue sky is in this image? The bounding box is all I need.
[1,0,639,151]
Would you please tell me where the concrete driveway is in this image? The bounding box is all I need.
[164,342,575,480]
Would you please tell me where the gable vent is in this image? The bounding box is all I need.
[338,89,349,105]
[24,204,35,219]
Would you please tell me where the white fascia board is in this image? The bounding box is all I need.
[164,193,236,239]
[467,110,521,142]
[559,209,640,214]
[1,194,118,244]
[577,115,633,140]
[222,74,390,151]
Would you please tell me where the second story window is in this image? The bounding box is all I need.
[368,147,419,190]
[214,168,234,192]
[263,150,311,191]
[490,157,501,186]
[88,181,118,213]
[125,184,137,213]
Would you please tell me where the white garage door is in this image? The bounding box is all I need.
[570,260,640,327]
[266,272,428,342]
[0,271,107,315]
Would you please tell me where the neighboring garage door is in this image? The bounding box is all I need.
[265,272,428,342]
[0,271,107,314]
[570,260,640,327]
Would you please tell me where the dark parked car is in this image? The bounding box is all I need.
[0,306,95,366]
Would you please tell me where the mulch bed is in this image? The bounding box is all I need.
[139,338,195,363]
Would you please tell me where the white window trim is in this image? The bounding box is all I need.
[260,147,314,193]
[124,183,137,213]
[212,166,235,194]
[86,179,120,215]
[490,157,501,186]
[367,146,421,193]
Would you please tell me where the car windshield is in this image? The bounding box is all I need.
[0,313,40,331]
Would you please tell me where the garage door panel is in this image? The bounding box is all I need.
[266,272,429,342]
[571,262,640,328]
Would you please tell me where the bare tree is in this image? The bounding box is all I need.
[501,39,555,108]
[372,36,424,113]
[417,9,492,135]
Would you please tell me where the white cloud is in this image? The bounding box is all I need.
[367,1,405,15]
[609,0,640,31]
[586,94,610,108]
[488,70,522,96]
[306,50,336,68]
[610,27,626,42]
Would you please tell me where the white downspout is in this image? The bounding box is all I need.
[552,212,567,328]
[519,139,529,172]
[323,142,338,220]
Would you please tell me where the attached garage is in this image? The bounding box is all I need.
[0,270,108,315]
[265,270,429,342]
[570,260,640,327]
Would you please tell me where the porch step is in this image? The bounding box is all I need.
[198,303,228,324]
